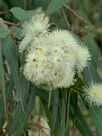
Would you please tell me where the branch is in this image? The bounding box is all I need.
[3,20,22,28]
[64,5,102,31]
[64,5,89,24]
[62,8,71,28]
[0,10,9,15]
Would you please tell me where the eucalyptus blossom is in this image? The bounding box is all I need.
[83,83,102,107]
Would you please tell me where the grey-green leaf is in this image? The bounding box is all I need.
[0,27,9,39]
[1,35,22,99]
[46,0,68,15]
[14,87,35,136]
[70,106,94,136]
[0,43,6,116]
[10,7,27,21]
[10,7,36,21]
[89,107,102,136]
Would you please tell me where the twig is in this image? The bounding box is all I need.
[64,5,89,24]
[3,20,22,28]
[62,8,70,28]
[93,26,102,30]
[0,10,9,15]
[10,32,17,44]
[64,5,102,31]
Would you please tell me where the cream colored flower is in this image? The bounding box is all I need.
[46,30,79,53]
[23,29,91,89]
[22,14,49,36]
[28,116,50,136]
[19,8,50,53]
[23,44,75,89]
[31,30,77,66]
[37,29,91,70]
[19,35,33,53]
[83,83,102,106]
[76,45,91,72]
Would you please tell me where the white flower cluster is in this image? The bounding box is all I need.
[19,8,91,90]
[83,83,102,107]
[28,116,50,136]
[19,8,50,53]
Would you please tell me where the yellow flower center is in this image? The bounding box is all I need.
[36,48,45,55]
[32,59,38,67]
[91,91,96,96]
[57,58,61,63]
[45,63,52,69]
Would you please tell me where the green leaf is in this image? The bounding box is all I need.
[9,26,23,40]
[1,35,28,134]
[70,106,94,136]
[34,86,49,103]
[58,89,67,136]
[84,35,101,65]
[0,27,9,39]
[1,35,20,88]
[10,7,36,21]
[6,0,27,9]
[46,0,67,15]
[70,92,93,136]
[0,77,14,128]
[83,64,100,86]
[89,107,102,136]
[34,0,49,9]
[51,90,59,128]
[7,77,30,135]
[83,35,101,86]
[10,7,27,21]
[9,85,35,136]
[0,0,8,10]
[1,35,23,102]
[0,43,6,116]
